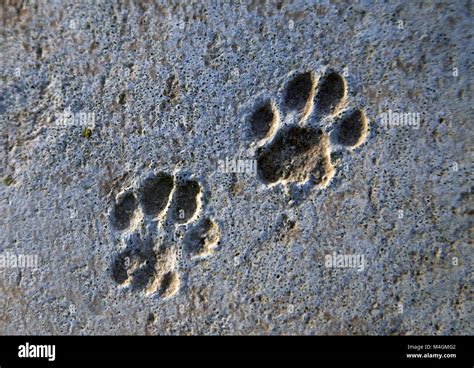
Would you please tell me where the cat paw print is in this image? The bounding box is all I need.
[108,171,220,298]
[248,69,368,188]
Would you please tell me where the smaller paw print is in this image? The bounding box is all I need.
[248,69,368,188]
[108,171,221,298]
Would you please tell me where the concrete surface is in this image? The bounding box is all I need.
[0,0,472,335]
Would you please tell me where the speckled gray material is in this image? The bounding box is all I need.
[1,0,472,335]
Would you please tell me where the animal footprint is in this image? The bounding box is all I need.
[249,69,368,187]
[109,171,220,298]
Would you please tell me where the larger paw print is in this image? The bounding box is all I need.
[109,172,220,298]
[248,69,368,187]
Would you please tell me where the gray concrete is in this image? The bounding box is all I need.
[0,0,472,335]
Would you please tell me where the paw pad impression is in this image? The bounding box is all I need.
[109,171,220,298]
[249,69,368,187]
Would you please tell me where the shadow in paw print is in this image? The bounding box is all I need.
[158,271,180,298]
[257,125,333,185]
[314,70,346,116]
[111,237,157,291]
[185,218,220,259]
[249,100,276,140]
[139,173,174,217]
[171,179,201,224]
[112,192,137,231]
[283,72,314,112]
[334,109,367,148]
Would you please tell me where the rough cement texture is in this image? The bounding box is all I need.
[0,0,472,335]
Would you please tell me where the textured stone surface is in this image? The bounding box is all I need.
[0,0,472,335]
